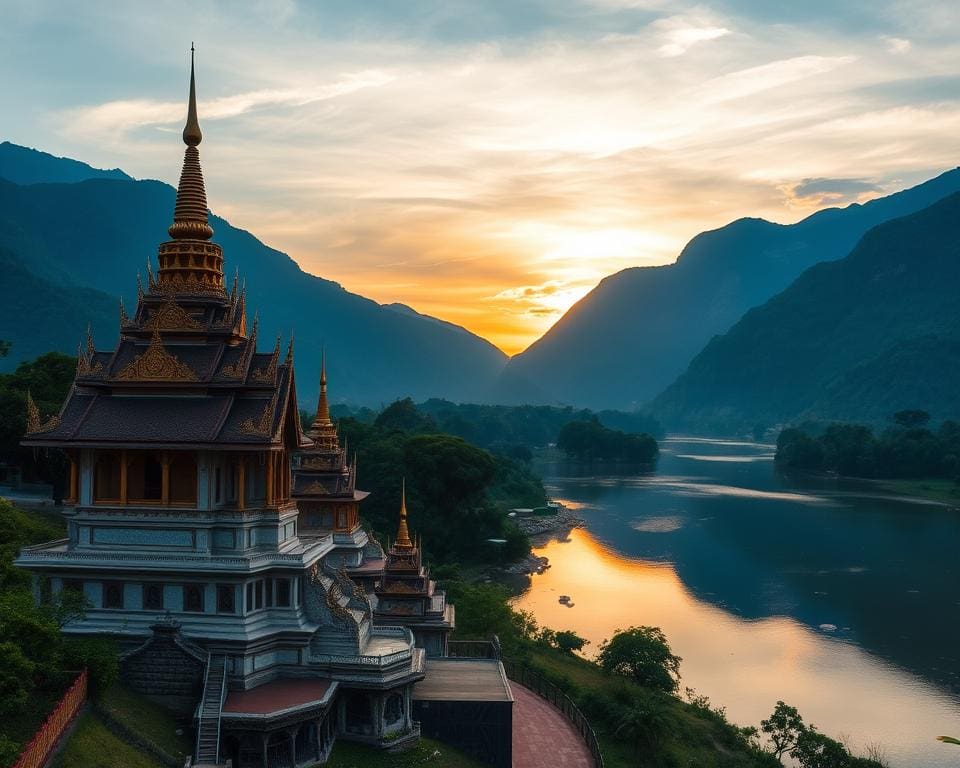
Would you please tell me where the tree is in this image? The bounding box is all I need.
[761,701,806,762]
[0,340,9,358]
[893,410,931,429]
[597,626,682,693]
[0,640,36,716]
[792,727,851,768]
[374,398,437,434]
[554,630,588,654]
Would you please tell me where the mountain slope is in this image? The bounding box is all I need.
[0,146,507,406]
[501,168,960,409]
[0,141,131,185]
[651,193,960,430]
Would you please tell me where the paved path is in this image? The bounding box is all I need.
[512,683,593,768]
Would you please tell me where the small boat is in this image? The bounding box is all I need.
[558,595,571,604]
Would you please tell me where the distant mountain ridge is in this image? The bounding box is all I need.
[500,168,960,409]
[0,141,131,185]
[0,143,506,406]
[651,193,960,431]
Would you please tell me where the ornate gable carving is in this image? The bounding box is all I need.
[114,329,198,381]
[144,298,203,331]
[238,391,278,437]
[25,391,60,434]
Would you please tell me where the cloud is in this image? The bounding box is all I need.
[653,15,731,57]
[782,176,886,207]
[884,36,912,54]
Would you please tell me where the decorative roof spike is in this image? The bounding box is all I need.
[119,297,131,327]
[136,272,144,302]
[25,390,41,433]
[395,478,413,550]
[230,269,239,303]
[311,346,333,432]
[85,324,95,358]
[146,259,155,291]
[167,45,214,242]
[285,333,295,365]
[75,343,85,375]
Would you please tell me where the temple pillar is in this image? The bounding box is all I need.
[80,450,93,506]
[287,729,296,768]
[161,451,170,505]
[120,449,128,505]
[67,452,78,504]
[237,457,246,511]
[261,733,268,768]
[265,451,274,506]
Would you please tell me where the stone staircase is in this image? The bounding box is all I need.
[195,654,226,765]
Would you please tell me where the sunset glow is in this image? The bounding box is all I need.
[3,1,959,353]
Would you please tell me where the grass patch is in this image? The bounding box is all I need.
[51,712,164,768]
[878,478,960,505]
[522,646,774,768]
[98,683,191,760]
[325,736,488,768]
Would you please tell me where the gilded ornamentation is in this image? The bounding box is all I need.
[119,298,132,328]
[24,391,60,434]
[114,329,198,381]
[144,298,202,331]
[238,392,277,437]
[301,480,330,495]
[251,337,280,383]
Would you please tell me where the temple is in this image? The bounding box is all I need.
[15,49,477,768]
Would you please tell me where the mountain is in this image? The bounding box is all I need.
[651,193,960,431]
[0,141,131,185]
[0,144,507,406]
[501,168,960,409]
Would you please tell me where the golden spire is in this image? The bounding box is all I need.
[183,43,202,147]
[167,45,213,242]
[311,346,333,433]
[395,478,413,550]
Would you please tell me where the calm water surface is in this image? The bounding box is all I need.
[514,437,960,767]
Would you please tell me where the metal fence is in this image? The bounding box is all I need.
[13,669,88,768]
[501,659,604,768]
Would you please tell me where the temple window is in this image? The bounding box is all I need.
[277,579,291,607]
[264,578,274,607]
[93,451,121,502]
[168,453,198,505]
[384,692,404,725]
[255,580,263,610]
[214,467,222,503]
[183,585,204,612]
[143,583,164,610]
[245,582,254,612]
[103,581,124,609]
[127,453,163,502]
[216,584,235,614]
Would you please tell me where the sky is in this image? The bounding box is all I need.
[2,1,959,354]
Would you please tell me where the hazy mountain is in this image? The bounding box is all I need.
[0,145,507,405]
[501,168,960,409]
[0,141,131,185]
[651,193,960,431]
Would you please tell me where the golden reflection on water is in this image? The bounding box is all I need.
[512,528,960,767]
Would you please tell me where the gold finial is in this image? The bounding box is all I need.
[285,333,295,365]
[395,478,413,549]
[120,297,131,326]
[311,346,333,434]
[164,44,215,245]
[183,43,202,147]
[86,324,95,358]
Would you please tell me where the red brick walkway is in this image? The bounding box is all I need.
[512,683,593,768]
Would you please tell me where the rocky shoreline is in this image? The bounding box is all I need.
[503,505,585,575]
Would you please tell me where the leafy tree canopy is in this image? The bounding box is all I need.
[597,626,682,693]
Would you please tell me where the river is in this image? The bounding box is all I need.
[513,436,960,767]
